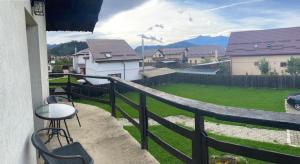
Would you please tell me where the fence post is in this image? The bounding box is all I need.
[192,111,208,164]
[139,92,148,149]
[67,74,71,100]
[110,79,116,117]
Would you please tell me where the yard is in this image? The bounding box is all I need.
[124,125,300,164]
[49,76,78,84]
[74,82,300,163]
[76,83,298,128]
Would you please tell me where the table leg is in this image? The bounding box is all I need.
[63,119,73,143]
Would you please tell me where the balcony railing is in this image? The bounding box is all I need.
[49,73,300,164]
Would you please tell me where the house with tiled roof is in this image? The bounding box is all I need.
[226,27,300,75]
[73,48,90,74]
[187,45,225,65]
[153,48,188,63]
[74,39,142,85]
[139,49,157,64]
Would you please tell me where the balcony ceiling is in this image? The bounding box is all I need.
[45,0,103,32]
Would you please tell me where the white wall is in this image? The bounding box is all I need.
[0,1,48,163]
[86,59,141,85]
[73,55,88,73]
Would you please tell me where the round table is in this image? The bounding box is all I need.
[35,104,76,120]
[35,104,76,145]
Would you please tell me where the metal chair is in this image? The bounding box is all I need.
[31,128,93,164]
[47,95,81,127]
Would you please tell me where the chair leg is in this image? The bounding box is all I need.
[75,113,81,127]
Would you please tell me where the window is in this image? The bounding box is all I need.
[194,60,197,64]
[254,61,259,66]
[105,53,112,58]
[280,62,287,67]
[108,73,121,78]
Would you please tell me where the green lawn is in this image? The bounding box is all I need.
[155,83,296,113]
[75,83,297,129]
[124,125,300,164]
[49,76,78,84]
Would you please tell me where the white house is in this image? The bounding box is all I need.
[74,39,142,85]
[0,0,103,163]
[73,49,90,74]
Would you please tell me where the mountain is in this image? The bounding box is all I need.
[48,41,88,56]
[47,44,57,49]
[135,35,228,53]
[185,35,228,47]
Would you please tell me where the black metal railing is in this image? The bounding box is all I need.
[49,73,300,164]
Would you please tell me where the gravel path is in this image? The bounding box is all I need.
[285,100,300,146]
[119,115,288,144]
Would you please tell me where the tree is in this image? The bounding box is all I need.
[202,57,212,63]
[218,62,230,75]
[255,58,270,75]
[286,57,300,75]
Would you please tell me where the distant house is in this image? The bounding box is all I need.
[153,48,188,63]
[226,27,300,75]
[140,49,156,64]
[187,45,225,65]
[73,49,90,74]
[73,39,142,85]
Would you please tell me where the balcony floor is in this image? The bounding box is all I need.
[37,103,158,164]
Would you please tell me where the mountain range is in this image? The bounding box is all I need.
[135,35,228,53]
[47,35,228,56]
[48,41,88,56]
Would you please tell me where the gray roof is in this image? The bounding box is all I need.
[86,39,141,62]
[142,67,176,78]
[138,49,157,57]
[226,27,300,56]
[74,48,89,56]
[187,45,225,57]
[159,48,186,55]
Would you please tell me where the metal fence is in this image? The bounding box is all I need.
[49,73,300,164]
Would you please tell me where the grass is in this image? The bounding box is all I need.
[49,76,78,89]
[75,83,297,129]
[155,83,297,113]
[74,83,299,129]
[49,76,78,84]
[124,125,300,164]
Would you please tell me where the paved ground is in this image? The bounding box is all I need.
[37,103,158,164]
[285,100,300,146]
[119,115,288,144]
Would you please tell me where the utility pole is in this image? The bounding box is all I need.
[142,36,145,72]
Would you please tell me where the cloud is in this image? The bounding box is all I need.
[147,24,164,31]
[202,0,265,13]
[47,0,300,47]
[99,0,148,20]
[93,0,237,47]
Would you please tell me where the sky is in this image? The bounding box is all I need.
[47,0,300,48]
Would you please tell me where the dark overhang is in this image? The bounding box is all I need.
[45,0,103,32]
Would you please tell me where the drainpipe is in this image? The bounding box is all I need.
[123,62,126,80]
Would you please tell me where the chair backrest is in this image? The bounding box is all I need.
[47,95,58,104]
[31,131,60,164]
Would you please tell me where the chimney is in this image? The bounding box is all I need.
[215,50,218,61]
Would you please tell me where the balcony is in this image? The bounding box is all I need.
[37,102,158,164]
[47,73,300,164]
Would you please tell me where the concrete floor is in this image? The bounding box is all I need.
[37,103,158,164]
